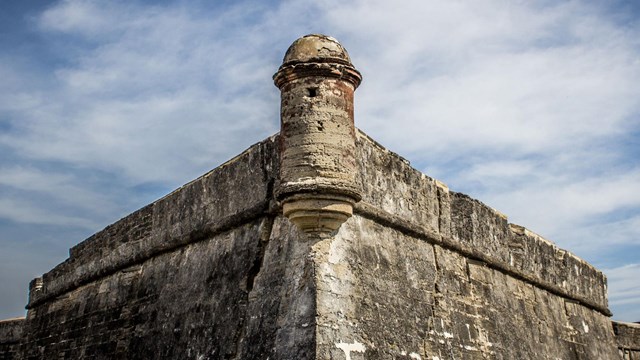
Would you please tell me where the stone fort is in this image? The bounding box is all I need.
[0,34,639,359]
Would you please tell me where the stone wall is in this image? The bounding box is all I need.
[308,132,618,359]
[1,130,623,359]
[0,318,24,360]
[354,130,609,315]
[27,136,277,311]
[20,216,318,359]
[314,215,618,359]
[14,137,318,359]
[614,321,640,359]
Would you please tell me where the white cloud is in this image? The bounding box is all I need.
[482,168,640,221]
[605,264,640,321]
[0,198,98,229]
[2,0,284,185]
[0,166,121,217]
[319,0,640,157]
[38,0,122,36]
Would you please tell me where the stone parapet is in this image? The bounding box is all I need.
[614,321,640,359]
[508,223,608,311]
[0,317,24,359]
[0,318,23,344]
[354,129,610,315]
[27,136,278,309]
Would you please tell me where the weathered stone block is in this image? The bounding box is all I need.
[614,321,640,359]
[450,192,511,265]
[355,131,441,235]
[0,318,24,360]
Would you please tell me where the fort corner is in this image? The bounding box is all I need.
[0,34,638,360]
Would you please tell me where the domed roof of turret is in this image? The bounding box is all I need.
[282,34,353,66]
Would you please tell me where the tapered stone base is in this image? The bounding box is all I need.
[282,193,355,237]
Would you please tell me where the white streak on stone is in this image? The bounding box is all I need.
[336,341,366,360]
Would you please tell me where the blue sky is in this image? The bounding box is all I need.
[0,0,638,322]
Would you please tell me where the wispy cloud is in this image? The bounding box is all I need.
[334,2,638,155]
[4,1,281,182]
[605,264,640,321]
[0,198,98,229]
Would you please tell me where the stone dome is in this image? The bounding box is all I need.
[282,34,353,66]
